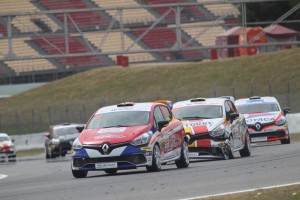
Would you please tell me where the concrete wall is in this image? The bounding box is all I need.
[10,113,300,151]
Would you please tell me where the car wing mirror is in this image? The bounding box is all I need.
[76,125,84,133]
[229,113,239,121]
[283,108,290,116]
[11,139,15,143]
[157,120,169,132]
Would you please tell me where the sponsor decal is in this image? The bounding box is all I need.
[97,127,126,134]
[94,135,126,139]
[246,117,275,123]
[184,121,214,127]
[140,146,152,151]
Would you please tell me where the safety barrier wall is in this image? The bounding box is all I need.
[9,113,300,151]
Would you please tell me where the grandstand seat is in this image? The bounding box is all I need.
[39,0,108,30]
[32,35,104,68]
[5,59,56,75]
[92,0,156,25]
[143,0,204,22]
[131,25,202,60]
[0,24,6,36]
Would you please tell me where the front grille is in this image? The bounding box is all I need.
[83,142,130,155]
[73,154,146,168]
[189,132,210,144]
[248,122,274,131]
[249,130,286,138]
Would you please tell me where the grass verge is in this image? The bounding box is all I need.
[16,148,44,157]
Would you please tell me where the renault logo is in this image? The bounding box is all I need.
[255,123,262,131]
[102,143,110,154]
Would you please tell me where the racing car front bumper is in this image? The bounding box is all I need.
[248,125,289,143]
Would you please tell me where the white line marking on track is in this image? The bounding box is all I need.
[0,174,8,180]
[179,182,300,200]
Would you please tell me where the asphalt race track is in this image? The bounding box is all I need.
[1,142,300,200]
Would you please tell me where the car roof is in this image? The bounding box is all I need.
[235,96,278,106]
[173,97,227,109]
[95,102,157,114]
[0,133,9,137]
[51,123,83,128]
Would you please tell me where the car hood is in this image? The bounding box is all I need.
[57,133,80,142]
[79,126,150,145]
[243,112,281,125]
[0,141,13,147]
[182,118,224,134]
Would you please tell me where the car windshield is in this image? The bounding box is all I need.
[237,103,280,114]
[0,136,10,142]
[173,105,223,120]
[53,126,79,137]
[87,111,150,129]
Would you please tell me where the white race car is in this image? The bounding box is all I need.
[235,96,290,144]
[172,97,251,160]
[0,133,16,161]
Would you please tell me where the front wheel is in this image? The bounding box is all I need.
[281,131,291,144]
[146,144,161,172]
[223,135,235,160]
[175,140,189,168]
[240,131,251,157]
[72,169,88,178]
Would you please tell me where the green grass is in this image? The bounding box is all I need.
[198,184,300,200]
[16,148,44,157]
[1,48,300,134]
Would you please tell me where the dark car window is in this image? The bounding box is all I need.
[173,105,223,120]
[160,106,172,121]
[154,106,165,123]
[228,101,237,112]
[237,103,280,114]
[87,111,150,129]
[52,126,79,137]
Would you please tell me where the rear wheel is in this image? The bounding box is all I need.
[281,131,290,144]
[72,169,88,178]
[175,140,189,168]
[104,169,118,175]
[146,144,161,172]
[223,135,235,160]
[240,131,251,157]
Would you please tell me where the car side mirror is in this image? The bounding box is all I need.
[76,125,84,133]
[283,108,290,116]
[11,139,15,143]
[229,113,239,121]
[157,120,169,132]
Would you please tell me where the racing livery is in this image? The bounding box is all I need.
[71,102,189,178]
[235,96,290,144]
[172,98,251,160]
[0,133,16,161]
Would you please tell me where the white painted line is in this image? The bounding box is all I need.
[0,174,8,180]
[179,182,300,200]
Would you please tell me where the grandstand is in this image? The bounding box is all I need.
[0,0,242,83]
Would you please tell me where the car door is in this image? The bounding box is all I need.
[153,105,177,161]
[225,101,240,150]
[227,100,244,149]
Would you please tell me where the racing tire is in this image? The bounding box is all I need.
[104,169,118,175]
[223,135,235,160]
[239,131,251,157]
[175,140,189,168]
[61,153,66,157]
[72,169,88,178]
[146,144,161,172]
[281,132,291,144]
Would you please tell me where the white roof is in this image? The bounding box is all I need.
[96,102,154,114]
[173,98,226,108]
[0,133,9,137]
[235,96,278,106]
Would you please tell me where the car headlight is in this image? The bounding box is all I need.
[210,125,225,137]
[275,116,286,126]
[130,132,151,146]
[72,138,83,150]
[51,138,60,144]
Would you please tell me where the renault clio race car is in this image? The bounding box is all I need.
[172,98,251,160]
[71,102,189,178]
[235,96,290,144]
[0,133,16,161]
